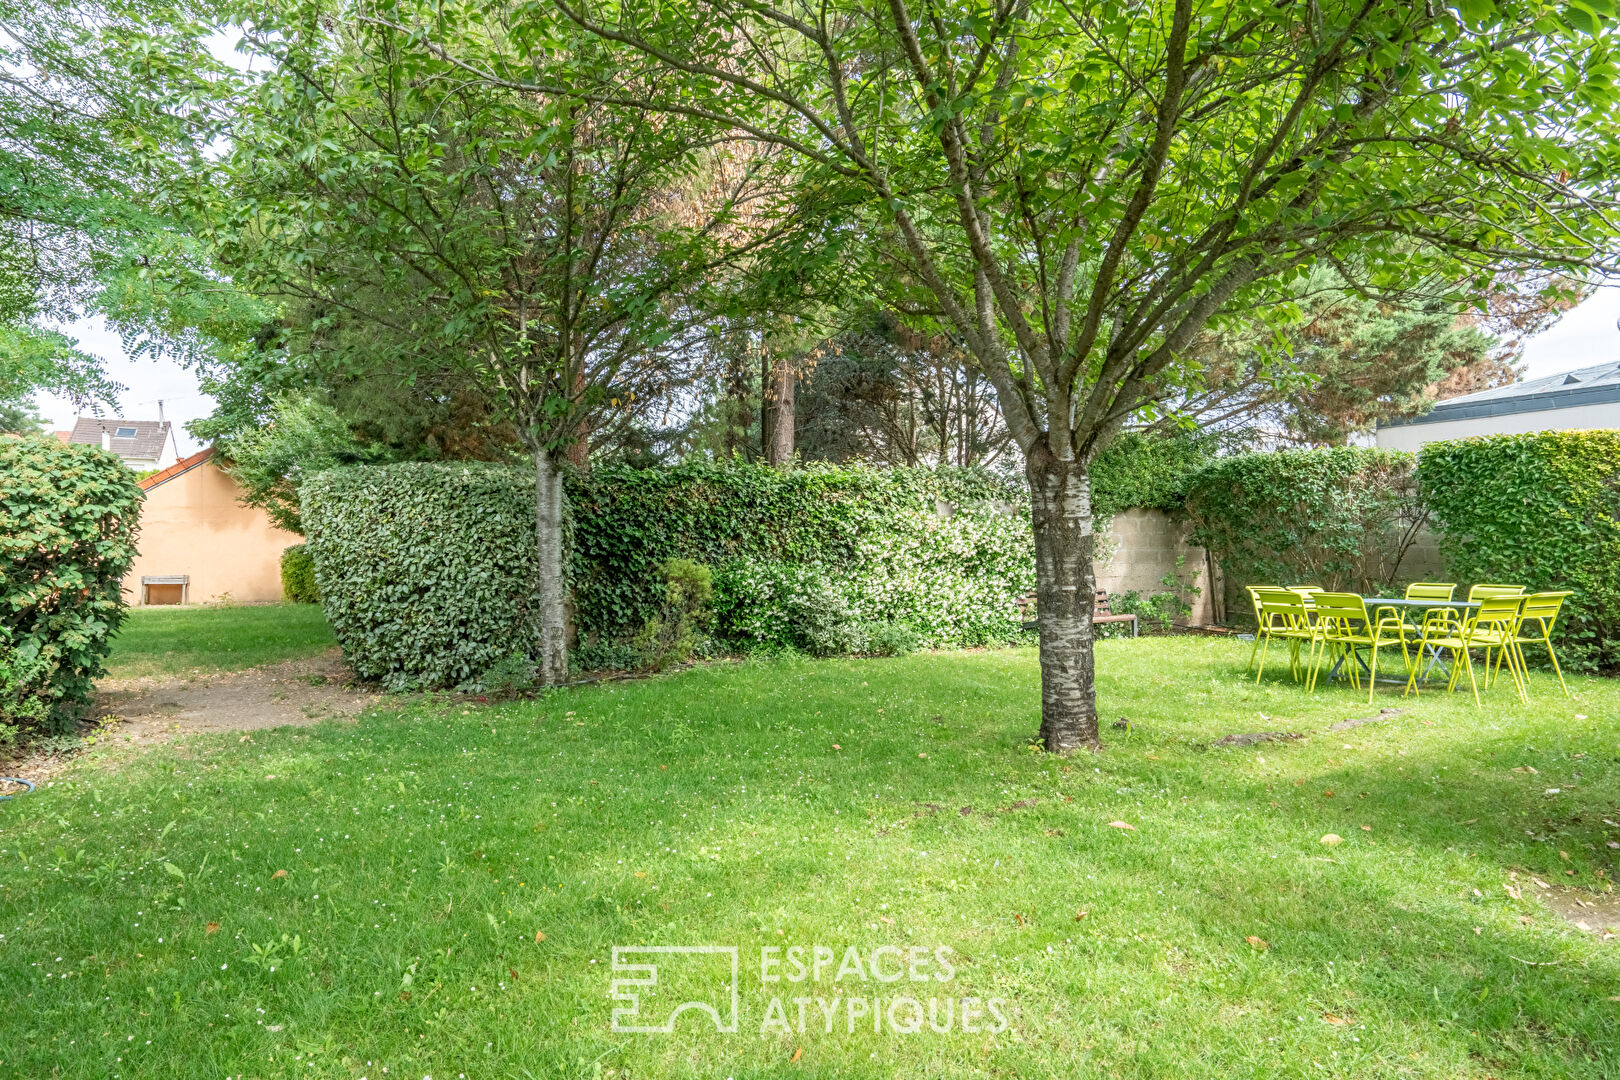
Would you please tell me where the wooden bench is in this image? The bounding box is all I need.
[1017,589,1138,637]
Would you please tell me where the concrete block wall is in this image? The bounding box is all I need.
[1094,508,1217,625]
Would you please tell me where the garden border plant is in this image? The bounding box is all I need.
[0,434,142,743]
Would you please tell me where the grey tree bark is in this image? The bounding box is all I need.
[1027,449,1100,752]
[766,353,795,466]
[534,449,569,685]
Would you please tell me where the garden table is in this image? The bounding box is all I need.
[1360,596,1482,683]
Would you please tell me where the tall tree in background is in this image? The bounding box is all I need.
[1159,267,1585,443]
[544,0,1620,750]
[797,310,1013,467]
[208,0,804,682]
[0,0,220,415]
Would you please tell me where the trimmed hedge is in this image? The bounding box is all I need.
[305,461,1034,688]
[303,464,541,691]
[280,544,319,603]
[1422,431,1620,671]
[0,434,142,740]
[568,463,1031,650]
[1183,447,1425,595]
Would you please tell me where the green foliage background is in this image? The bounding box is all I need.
[0,434,141,739]
[1422,431,1620,672]
[1182,447,1426,596]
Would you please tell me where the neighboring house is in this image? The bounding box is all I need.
[1376,360,1620,451]
[123,448,299,605]
[65,416,180,471]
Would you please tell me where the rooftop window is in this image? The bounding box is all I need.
[114,426,137,438]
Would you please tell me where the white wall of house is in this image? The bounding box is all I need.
[1375,402,1620,452]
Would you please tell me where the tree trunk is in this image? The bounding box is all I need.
[766,353,795,466]
[534,450,569,685]
[1027,450,1100,753]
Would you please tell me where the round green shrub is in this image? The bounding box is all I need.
[0,434,142,737]
[280,544,320,603]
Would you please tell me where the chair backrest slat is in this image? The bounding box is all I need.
[1518,590,1571,626]
[1406,582,1456,601]
[1468,584,1525,602]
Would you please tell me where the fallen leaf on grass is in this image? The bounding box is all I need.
[791,1047,802,1063]
[1504,884,1522,900]
[1360,825,1372,832]
[1321,790,1334,798]
[1107,821,1136,831]
[1322,1012,1350,1027]
[534,930,546,943]
[271,869,287,880]
[1074,910,1088,921]
[1320,833,1343,846]
[205,922,219,935]
[1246,936,1268,950]
[1512,766,1539,775]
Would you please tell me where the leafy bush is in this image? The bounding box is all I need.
[1421,431,1620,671]
[629,559,715,671]
[0,434,141,737]
[1183,447,1426,597]
[302,463,541,691]
[1090,432,1219,518]
[862,620,920,657]
[280,544,319,603]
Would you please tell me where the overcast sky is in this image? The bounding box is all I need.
[32,286,1620,456]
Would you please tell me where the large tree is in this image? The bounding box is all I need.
[509,0,1620,750]
[0,0,221,414]
[206,0,808,682]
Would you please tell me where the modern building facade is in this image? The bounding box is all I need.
[1376,361,1620,451]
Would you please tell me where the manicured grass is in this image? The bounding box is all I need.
[103,604,337,679]
[2,639,1618,1078]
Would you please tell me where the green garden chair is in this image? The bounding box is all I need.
[1304,593,1409,702]
[1405,582,1456,601]
[1246,586,1283,672]
[1252,588,1317,684]
[1467,584,1524,601]
[1508,591,1574,699]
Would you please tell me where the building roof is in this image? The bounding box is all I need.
[138,447,215,492]
[1384,360,1620,428]
[67,417,173,459]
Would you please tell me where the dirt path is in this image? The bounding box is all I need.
[95,647,379,743]
[1,648,381,786]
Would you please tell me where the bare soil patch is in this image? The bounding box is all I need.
[1,648,379,785]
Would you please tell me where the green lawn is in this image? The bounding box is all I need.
[103,604,337,679]
[2,638,1617,1078]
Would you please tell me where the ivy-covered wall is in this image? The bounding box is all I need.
[1421,431,1620,671]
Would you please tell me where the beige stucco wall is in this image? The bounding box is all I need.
[123,459,298,605]
[1094,508,1216,625]
[1375,406,1620,451]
